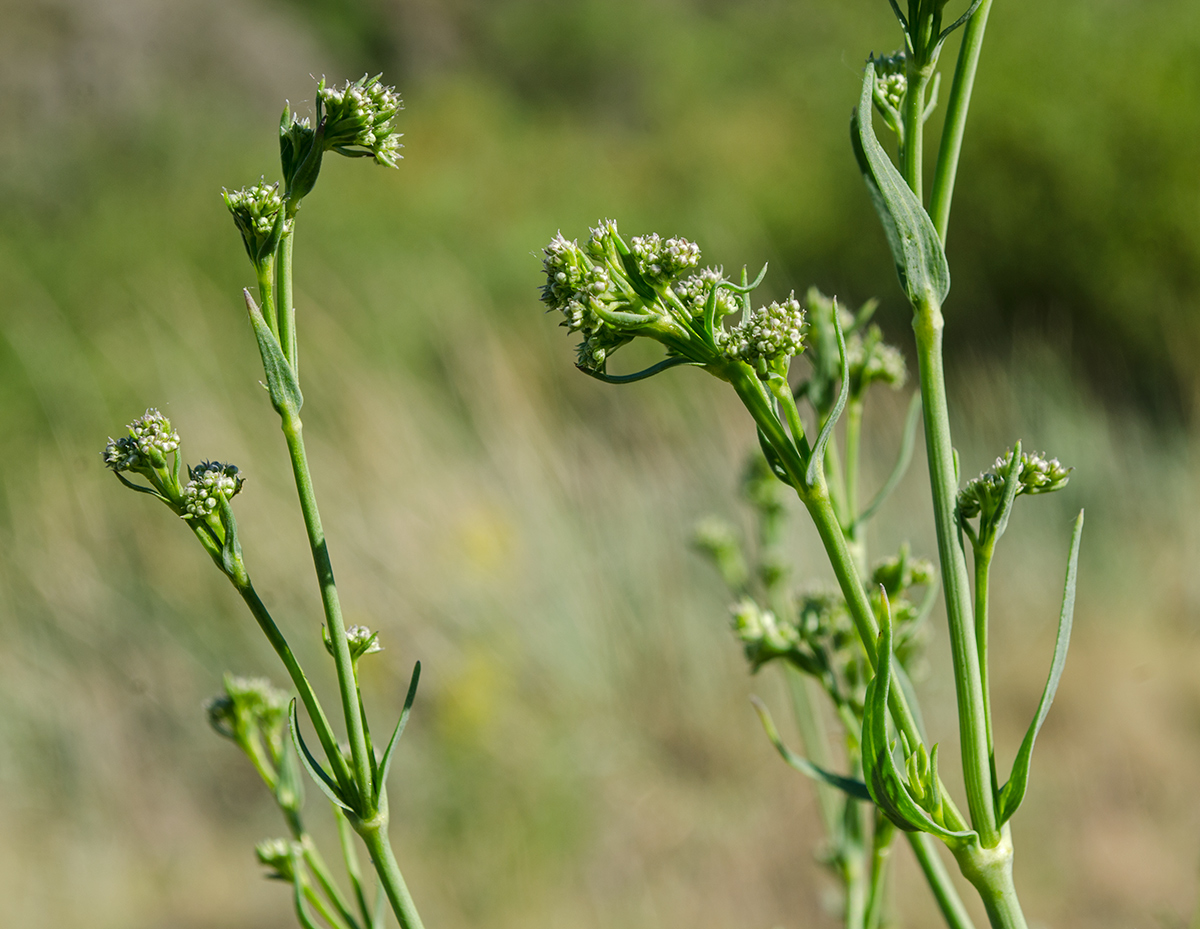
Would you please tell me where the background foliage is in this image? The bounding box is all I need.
[1,1,1198,927]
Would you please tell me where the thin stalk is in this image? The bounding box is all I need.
[301,836,363,929]
[953,831,1027,929]
[973,544,998,794]
[930,0,995,242]
[902,68,931,201]
[231,577,353,791]
[338,809,375,929]
[908,832,977,929]
[845,843,867,929]
[844,397,866,573]
[256,258,279,336]
[912,299,997,847]
[277,225,298,372]
[280,411,374,813]
[358,819,425,929]
[304,878,352,929]
[864,815,896,929]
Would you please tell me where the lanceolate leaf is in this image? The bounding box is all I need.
[750,696,872,801]
[245,289,304,417]
[373,662,422,806]
[853,390,923,530]
[289,700,353,812]
[996,510,1084,825]
[806,303,849,490]
[851,61,951,308]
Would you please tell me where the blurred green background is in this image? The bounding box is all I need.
[1,1,1199,927]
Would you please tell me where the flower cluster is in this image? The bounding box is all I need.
[873,51,908,112]
[323,623,383,663]
[319,74,404,167]
[223,181,284,264]
[255,838,299,881]
[729,295,806,363]
[183,461,245,519]
[104,409,180,472]
[958,448,1071,522]
[672,267,740,318]
[630,233,701,283]
[540,231,629,369]
[847,326,907,393]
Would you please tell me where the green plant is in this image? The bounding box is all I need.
[537,3,1082,927]
[104,75,425,929]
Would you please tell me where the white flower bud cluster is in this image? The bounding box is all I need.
[183,461,243,519]
[541,233,611,327]
[319,74,404,167]
[671,267,739,317]
[848,331,907,390]
[630,233,701,283]
[1017,452,1071,495]
[874,52,908,111]
[323,623,384,661]
[105,409,179,471]
[729,294,806,362]
[731,598,797,656]
[224,182,283,240]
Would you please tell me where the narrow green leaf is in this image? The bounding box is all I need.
[288,700,352,812]
[217,497,243,580]
[576,356,697,384]
[245,289,304,416]
[373,662,421,806]
[805,302,849,489]
[996,510,1084,825]
[750,696,871,801]
[853,390,922,530]
[851,61,951,307]
[757,427,795,487]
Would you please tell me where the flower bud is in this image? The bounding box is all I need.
[629,233,701,285]
[672,268,740,318]
[255,838,299,881]
[729,294,806,363]
[223,181,285,265]
[104,408,180,472]
[183,461,244,520]
[318,74,404,168]
[322,624,383,663]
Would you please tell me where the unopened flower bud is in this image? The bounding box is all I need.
[730,294,806,362]
[255,838,299,881]
[323,624,383,662]
[630,233,701,284]
[223,181,285,264]
[672,268,739,318]
[104,408,180,472]
[183,461,244,519]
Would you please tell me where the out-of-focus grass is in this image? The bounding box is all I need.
[0,1,1198,928]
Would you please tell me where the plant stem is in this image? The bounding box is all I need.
[973,544,998,794]
[908,832,977,929]
[277,224,298,372]
[930,0,995,242]
[301,835,363,929]
[844,397,866,572]
[280,411,375,812]
[912,299,997,847]
[902,68,931,202]
[357,816,426,929]
[864,815,896,929]
[953,830,1028,929]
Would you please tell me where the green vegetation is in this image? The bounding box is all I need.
[0,1,1199,928]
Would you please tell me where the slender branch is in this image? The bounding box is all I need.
[902,67,931,201]
[907,832,978,929]
[357,818,426,929]
[973,543,998,796]
[930,0,995,242]
[912,299,997,847]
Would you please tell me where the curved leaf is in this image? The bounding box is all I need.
[851,62,950,308]
[750,696,871,801]
[805,303,849,490]
[289,700,353,812]
[996,510,1084,825]
[853,390,922,530]
[373,662,421,806]
[245,290,304,416]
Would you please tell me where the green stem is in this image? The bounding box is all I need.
[256,258,279,337]
[277,224,298,373]
[929,0,995,242]
[229,575,353,792]
[953,830,1027,929]
[973,543,998,795]
[281,411,375,813]
[908,832,977,929]
[844,397,866,572]
[301,835,363,929]
[357,817,425,929]
[912,300,997,847]
[902,67,931,201]
[864,815,897,929]
[337,809,375,929]
[304,877,353,929]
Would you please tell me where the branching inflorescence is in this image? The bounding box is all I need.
[106,75,424,929]
[536,2,1083,928]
